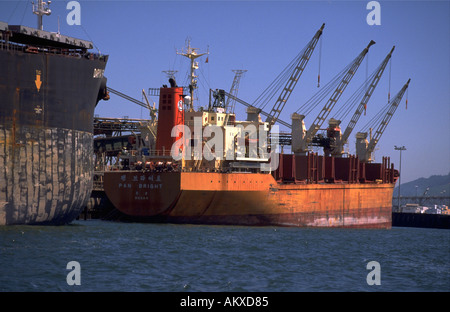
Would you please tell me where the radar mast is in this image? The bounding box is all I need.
[176,39,208,110]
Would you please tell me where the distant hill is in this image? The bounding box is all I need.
[394,173,450,197]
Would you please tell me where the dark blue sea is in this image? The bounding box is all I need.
[1,220,448,294]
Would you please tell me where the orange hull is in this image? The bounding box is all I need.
[103,171,394,228]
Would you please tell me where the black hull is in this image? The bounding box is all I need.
[0,29,108,225]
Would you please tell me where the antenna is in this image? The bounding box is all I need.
[176,39,208,110]
[32,0,52,30]
[162,70,178,81]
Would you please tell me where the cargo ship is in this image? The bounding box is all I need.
[0,1,109,225]
[102,24,408,228]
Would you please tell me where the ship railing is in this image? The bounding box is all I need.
[121,149,174,158]
[0,39,106,61]
[0,40,26,52]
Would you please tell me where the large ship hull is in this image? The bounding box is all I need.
[0,25,108,225]
[0,125,94,225]
[103,170,395,229]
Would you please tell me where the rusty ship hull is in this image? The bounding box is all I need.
[0,22,108,225]
[103,155,396,228]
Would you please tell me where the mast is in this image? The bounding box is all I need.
[32,0,52,30]
[176,39,209,110]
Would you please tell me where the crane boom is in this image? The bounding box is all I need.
[265,23,325,126]
[226,69,247,113]
[367,78,410,154]
[108,87,150,110]
[222,90,291,129]
[355,79,410,162]
[338,46,395,152]
[305,40,375,144]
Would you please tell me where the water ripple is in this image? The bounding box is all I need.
[0,221,448,291]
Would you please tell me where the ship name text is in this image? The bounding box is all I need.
[117,174,162,190]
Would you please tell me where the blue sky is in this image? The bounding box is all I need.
[2,0,449,183]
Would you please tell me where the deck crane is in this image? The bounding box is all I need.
[108,87,158,125]
[226,69,247,114]
[327,46,395,156]
[220,69,247,126]
[355,78,411,162]
[218,24,324,130]
[222,90,292,129]
[262,23,325,127]
[141,89,157,123]
[108,87,155,112]
[292,40,376,155]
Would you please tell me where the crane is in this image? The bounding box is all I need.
[108,87,158,122]
[108,87,153,111]
[293,40,375,155]
[264,23,325,127]
[226,69,247,114]
[141,89,157,123]
[220,69,247,126]
[221,90,291,129]
[329,46,395,156]
[355,78,411,162]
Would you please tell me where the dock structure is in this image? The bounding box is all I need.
[392,212,450,229]
[79,117,150,220]
[93,116,157,194]
[94,116,148,136]
[392,196,450,209]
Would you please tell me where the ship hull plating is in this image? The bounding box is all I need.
[103,171,394,228]
[0,37,108,225]
[0,126,93,225]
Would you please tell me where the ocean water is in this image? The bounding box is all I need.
[0,220,448,293]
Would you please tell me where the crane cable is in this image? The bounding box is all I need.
[333,59,384,122]
[317,36,322,88]
[360,100,389,133]
[295,57,356,117]
[388,58,392,102]
[252,27,324,112]
[405,87,409,110]
[252,45,308,111]
[333,74,372,121]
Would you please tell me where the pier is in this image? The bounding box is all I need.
[392,196,450,210]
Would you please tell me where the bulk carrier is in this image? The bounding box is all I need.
[0,1,108,225]
[102,24,409,228]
